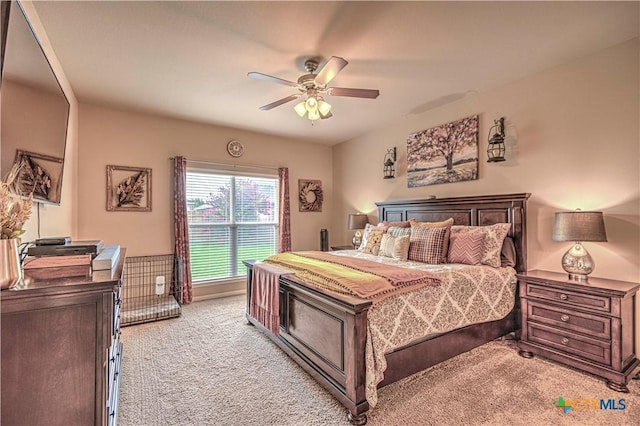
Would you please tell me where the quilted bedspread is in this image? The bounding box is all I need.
[331,250,517,407]
[264,251,439,300]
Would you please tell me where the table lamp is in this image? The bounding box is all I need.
[348,213,369,248]
[552,210,607,281]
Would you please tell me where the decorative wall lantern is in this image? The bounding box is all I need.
[487,117,506,162]
[383,147,397,179]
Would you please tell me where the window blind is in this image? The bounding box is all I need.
[186,170,278,282]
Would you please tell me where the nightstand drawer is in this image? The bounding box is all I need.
[525,283,610,314]
[528,322,611,366]
[528,301,611,340]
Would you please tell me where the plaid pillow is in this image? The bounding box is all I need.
[387,226,411,239]
[410,218,454,259]
[408,226,449,264]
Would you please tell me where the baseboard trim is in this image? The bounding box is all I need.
[193,289,246,302]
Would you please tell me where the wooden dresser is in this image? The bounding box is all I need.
[517,270,639,392]
[1,252,125,425]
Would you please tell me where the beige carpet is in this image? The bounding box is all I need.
[119,295,640,425]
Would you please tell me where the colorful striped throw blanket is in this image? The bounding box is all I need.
[264,251,439,300]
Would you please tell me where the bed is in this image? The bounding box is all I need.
[244,193,529,424]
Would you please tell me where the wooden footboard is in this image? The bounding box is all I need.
[244,260,372,423]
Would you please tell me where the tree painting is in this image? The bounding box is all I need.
[407,115,479,187]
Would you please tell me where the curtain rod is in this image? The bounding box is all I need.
[169,157,280,171]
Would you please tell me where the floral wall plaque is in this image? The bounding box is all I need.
[13,150,63,204]
[106,165,152,212]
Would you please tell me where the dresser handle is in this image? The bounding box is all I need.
[559,294,568,300]
[561,337,569,345]
[561,314,570,322]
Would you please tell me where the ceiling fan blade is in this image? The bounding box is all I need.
[320,111,333,120]
[248,72,298,87]
[327,87,380,99]
[314,56,348,86]
[259,94,300,111]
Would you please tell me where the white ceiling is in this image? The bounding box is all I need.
[31,1,639,146]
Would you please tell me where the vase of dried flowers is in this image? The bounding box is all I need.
[1,162,33,289]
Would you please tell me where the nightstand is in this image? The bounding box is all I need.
[331,245,356,251]
[517,270,640,392]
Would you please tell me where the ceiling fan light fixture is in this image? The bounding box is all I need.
[249,55,379,124]
[308,108,320,121]
[305,96,318,111]
[294,101,307,117]
[318,98,332,117]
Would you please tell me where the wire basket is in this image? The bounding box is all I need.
[121,254,182,326]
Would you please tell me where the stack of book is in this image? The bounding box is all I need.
[91,245,121,281]
[22,240,120,281]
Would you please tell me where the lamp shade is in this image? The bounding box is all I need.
[552,211,607,242]
[348,214,369,230]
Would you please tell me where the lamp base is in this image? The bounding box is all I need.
[568,273,589,281]
[352,230,363,249]
[352,236,361,249]
[561,242,594,281]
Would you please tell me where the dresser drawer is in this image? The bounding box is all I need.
[525,283,611,314]
[527,301,611,340]
[528,322,611,366]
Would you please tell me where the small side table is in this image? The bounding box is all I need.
[331,245,356,251]
[517,270,640,392]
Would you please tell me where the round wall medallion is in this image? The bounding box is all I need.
[227,140,244,157]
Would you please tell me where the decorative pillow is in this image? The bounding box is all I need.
[358,223,385,250]
[447,232,484,265]
[381,220,411,228]
[379,234,410,261]
[408,226,449,264]
[362,228,386,256]
[501,237,517,267]
[449,223,511,267]
[409,218,454,228]
[410,218,454,260]
[387,226,411,239]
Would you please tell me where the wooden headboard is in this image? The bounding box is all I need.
[376,193,530,272]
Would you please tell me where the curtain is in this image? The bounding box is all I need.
[278,167,291,253]
[173,156,193,304]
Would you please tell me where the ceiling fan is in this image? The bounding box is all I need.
[248,56,380,122]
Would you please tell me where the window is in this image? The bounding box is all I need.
[186,169,279,283]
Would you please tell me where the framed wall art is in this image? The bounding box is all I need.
[407,114,479,188]
[13,150,64,204]
[106,165,152,212]
[298,179,323,212]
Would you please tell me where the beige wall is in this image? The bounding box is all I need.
[13,1,78,242]
[333,38,639,283]
[76,104,334,258]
